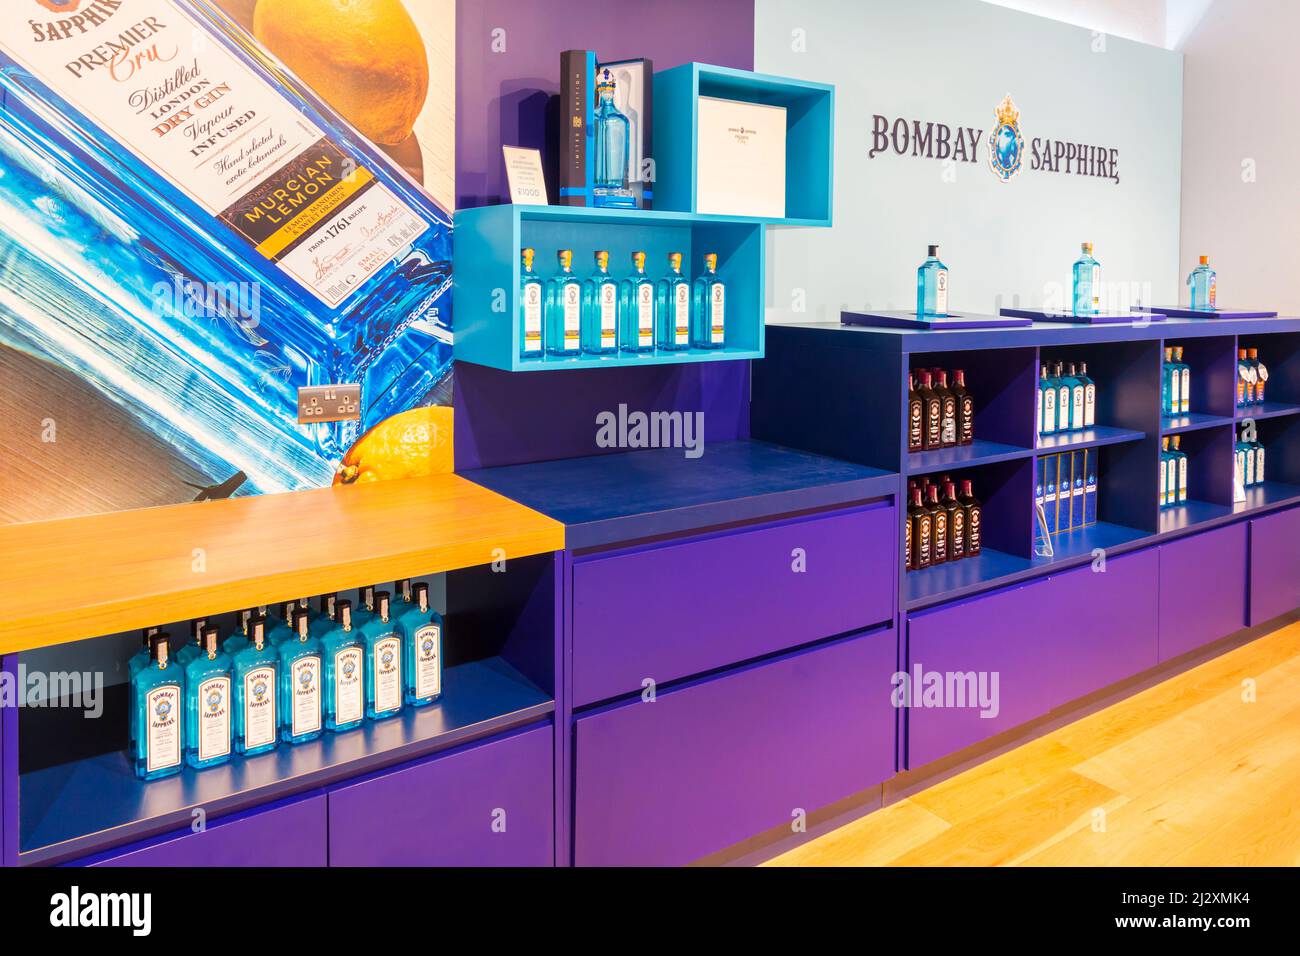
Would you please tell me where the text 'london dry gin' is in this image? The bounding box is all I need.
[0,0,453,493]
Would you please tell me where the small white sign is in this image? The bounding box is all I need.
[503,146,548,204]
[696,97,787,218]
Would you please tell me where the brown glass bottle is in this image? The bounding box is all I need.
[907,371,924,453]
[918,370,942,450]
[951,369,974,445]
[927,484,948,564]
[943,480,965,561]
[934,370,958,447]
[908,486,933,570]
[959,479,982,556]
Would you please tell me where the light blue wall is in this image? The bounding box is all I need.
[755,0,1183,321]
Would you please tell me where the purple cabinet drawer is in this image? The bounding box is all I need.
[572,501,895,706]
[86,792,327,867]
[906,548,1158,768]
[1250,506,1300,626]
[327,723,553,866]
[1159,523,1247,661]
[573,627,897,867]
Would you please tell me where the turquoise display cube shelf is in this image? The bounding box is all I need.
[652,63,834,226]
[453,204,765,372]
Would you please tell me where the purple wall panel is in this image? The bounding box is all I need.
[455,0,755,208]
[1250,506,1300,625]
[572,502,896,705]
[327,723,553,866]
[1158,523,1248,661]
[454,359,750,469]
[573,628,897,867]
[906,549,1159,768]
[85,793,327,867]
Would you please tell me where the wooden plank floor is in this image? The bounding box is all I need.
[767,619,1300,867]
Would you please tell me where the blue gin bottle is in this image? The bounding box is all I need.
[692,253,726,349]
[175,618,209,668]
[128,627,161,679]
[184,626,232,771]
[352,585,378,632]
[267,601,299,649]
[398,582,443,707]
[582,251,620,355]
[132,634,184,782]
[1038,366,1057,437]
[1077,362,1097,428]
[279,609,324,745]
[128,626,161,757]
[1053,363,1071,432]
[545,250,583,356]
[655,252,691,351]
[310,593,339,640]
[321,599,366,732]
[619,251,656,353]
[916,245,949,317]
[1188,255,1217,310]
[232,616,278,757]
[1063,364,1085,432]
[1072,242,1101,315]
[222,606,267,656]
[361,591,404,720]
[593,69,633,208]
[520,247,544,359]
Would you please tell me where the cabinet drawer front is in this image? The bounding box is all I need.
[327,723,553,867]
[87,793,327,867]
[574,628,897,867]
[1250,507,1300,626]
[572,501,895,706]
[907,549,1158,768]
[1159,523,1247,660]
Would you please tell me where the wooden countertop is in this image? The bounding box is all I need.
[0,474,564,654]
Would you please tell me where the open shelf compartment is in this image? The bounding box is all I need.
[453,204,764,372]
[652,63,834,226]
[14,553,559,866]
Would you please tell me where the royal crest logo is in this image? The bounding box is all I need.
[987,94,1024,183]
[206,688,223,712]
[36,0,85,10]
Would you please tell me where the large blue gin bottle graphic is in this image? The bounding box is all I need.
[133,633,184,781]
[0,0,453,495]
[184,625,232,771]
[593,68,633,208]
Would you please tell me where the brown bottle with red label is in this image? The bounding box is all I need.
[927,484,948,565]
[918,371,942,450]
[907,372,924,453]
[908,486,933,570]
[943,480,966,561]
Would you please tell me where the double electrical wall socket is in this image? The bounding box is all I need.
[297,384,361,423]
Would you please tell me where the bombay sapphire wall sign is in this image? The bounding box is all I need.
[987,95,1024,183]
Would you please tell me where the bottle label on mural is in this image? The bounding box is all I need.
[1,0,427,307]
[334,646,363,724]
[374,635,402,713]
[146,684,182,772]
[413,624,441,699]
[291,655,321,736]
[243,665,276,748]
[197,676,231,761]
